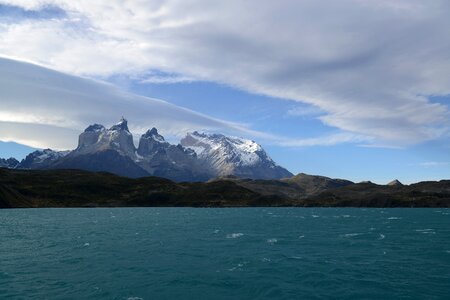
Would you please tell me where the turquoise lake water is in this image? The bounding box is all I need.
[1,208,449,299]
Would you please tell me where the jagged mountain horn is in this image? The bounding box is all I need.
[3,118,293,181]
[75,117,135,159]
[53,117,144,177]
[137,127,169,157]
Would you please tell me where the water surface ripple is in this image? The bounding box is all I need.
[1,208,449,299]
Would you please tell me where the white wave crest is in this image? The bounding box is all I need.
[226,233,244,239]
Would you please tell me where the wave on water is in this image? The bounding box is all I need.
[267,238,277,244]
[388,217,402,220]
[415,229,436,234]
[289,256,302,260]
[226,233,244,239]
[341,233,363,238]
[228,262,248,272]
[2,208,450,299]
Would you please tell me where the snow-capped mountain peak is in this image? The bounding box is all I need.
[180,131,291,179]
[181,131,268,166]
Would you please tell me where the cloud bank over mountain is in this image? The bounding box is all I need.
[1,0,450,146]
[0,57,263,149]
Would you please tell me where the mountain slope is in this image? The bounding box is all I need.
[281,173,354,195]
[52,149,149,178]
[18,149,69,169]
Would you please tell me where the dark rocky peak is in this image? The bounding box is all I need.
[18,149,69,169]
[109,117,129,132]
[84,124,105,133]
[137,128,169,157]
[0,157,19,168]
[142,127,166,143]
[387,179,403,186]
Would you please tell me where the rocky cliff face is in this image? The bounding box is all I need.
[136,128,211,181]
[75,118,136,159]
[53,118,141,178]
[137,128,169,157]
[180,132,293,179]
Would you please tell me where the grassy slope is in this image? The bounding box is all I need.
[0,168,285,208]
[1,168,449,208]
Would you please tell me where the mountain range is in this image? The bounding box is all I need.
[2,120,449,208]
[0,118,292,181]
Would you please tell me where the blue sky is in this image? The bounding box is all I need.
[116,77,450,183]
[0,1,450,183]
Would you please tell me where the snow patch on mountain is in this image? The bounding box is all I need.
[181,131,269,166]
[18,149,70,169]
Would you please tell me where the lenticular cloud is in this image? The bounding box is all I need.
[0,57,252,149]
[0,0,450,145]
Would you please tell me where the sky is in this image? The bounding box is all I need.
[0,0,449,183]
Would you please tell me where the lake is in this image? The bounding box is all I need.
[1,208,449,299]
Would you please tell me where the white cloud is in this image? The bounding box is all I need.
[418,161,450,168]
[286,105,324,118]
[140,72,195,84]
[0,0,450,146]
[0,57,271,149]
[276,133,370,147]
